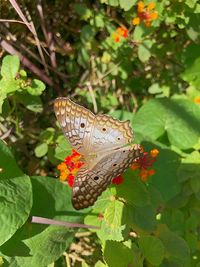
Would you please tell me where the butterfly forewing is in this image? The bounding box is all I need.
[72,144,142,210]
[54,98,133,157]
[54,98,95,154]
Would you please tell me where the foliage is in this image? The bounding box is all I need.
[1,0,200,266]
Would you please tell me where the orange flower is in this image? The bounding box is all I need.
[132,1,158,27]
[194,96,200,104]
[56,149,84,187]
[112,26,128,43]
[150,148,159,158]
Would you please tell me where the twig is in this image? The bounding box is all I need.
[64,252,71,267]
[0,38,54,87]
[9,0,49,73]
[31,216,100,229]
[86,82,98,113]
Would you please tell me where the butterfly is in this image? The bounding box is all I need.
[54,97,143,210]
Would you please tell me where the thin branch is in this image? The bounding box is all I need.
[86,82,98,113]
[0,38,54,87]
[31,216,100,229]
[9,0,49,72]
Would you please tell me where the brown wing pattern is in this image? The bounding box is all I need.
[54,97,95,154]
[54,98,134,156]
[72,144,142,210]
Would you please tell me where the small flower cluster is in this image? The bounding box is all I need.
[112,26,129,43]
[132,1,158,27]
[57,149,84,187]
[131,148,159,181]
[112,2,158,43]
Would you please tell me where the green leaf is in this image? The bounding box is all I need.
[97,199,125,242]
[0,176,85,265]
[0,79,19,112]
[0,175,32,246]
[80,25,95,43]
[94,261,107,267]
[119,0,136,11]
[181,57,200,87]
[78,47,90,68]
[40,127,55,145]
[150,148,181,201]
[108,0,119,7]
[103,241,134,267]
[133,98,200,150]
[16,92,43,112]
[74,4,92,20]
[0,140,23,180]
[55,135,72,160]
[159,226,190,267]
[26,79,46,96]
[128,204,156,232]
[94,14,105,28]
[34,143,48,158]
[138,235,165,266]
[1,55,20,80]
[116,171,149,206]
[138,40,153,62]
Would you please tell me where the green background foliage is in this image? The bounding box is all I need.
[1,0,200,266]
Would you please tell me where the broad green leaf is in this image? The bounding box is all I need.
[128,204,156,232]
[0,140,23,180]
[177,151,200,183]
[0,175,32,246]
[26,79,46,96]
[181,57,200,87]
[159,226,190,267]
[34,143,48,158]
[133,99,200,150]
[150,148,181,201]
[55,135,72,160]
[116,171,149,206]
[4,226,74,267]
[119,0,136,11]
[138,235,165,266]
[97,200,125,242]
[103,241,134,267]
[1,55,20,80]
[0,176,85,265]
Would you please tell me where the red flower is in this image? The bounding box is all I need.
[67,174,75,187]
[112,26,129,43]
[112,175,124,185]
[131,148,159,182]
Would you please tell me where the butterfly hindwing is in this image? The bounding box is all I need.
[72,144,142,210]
